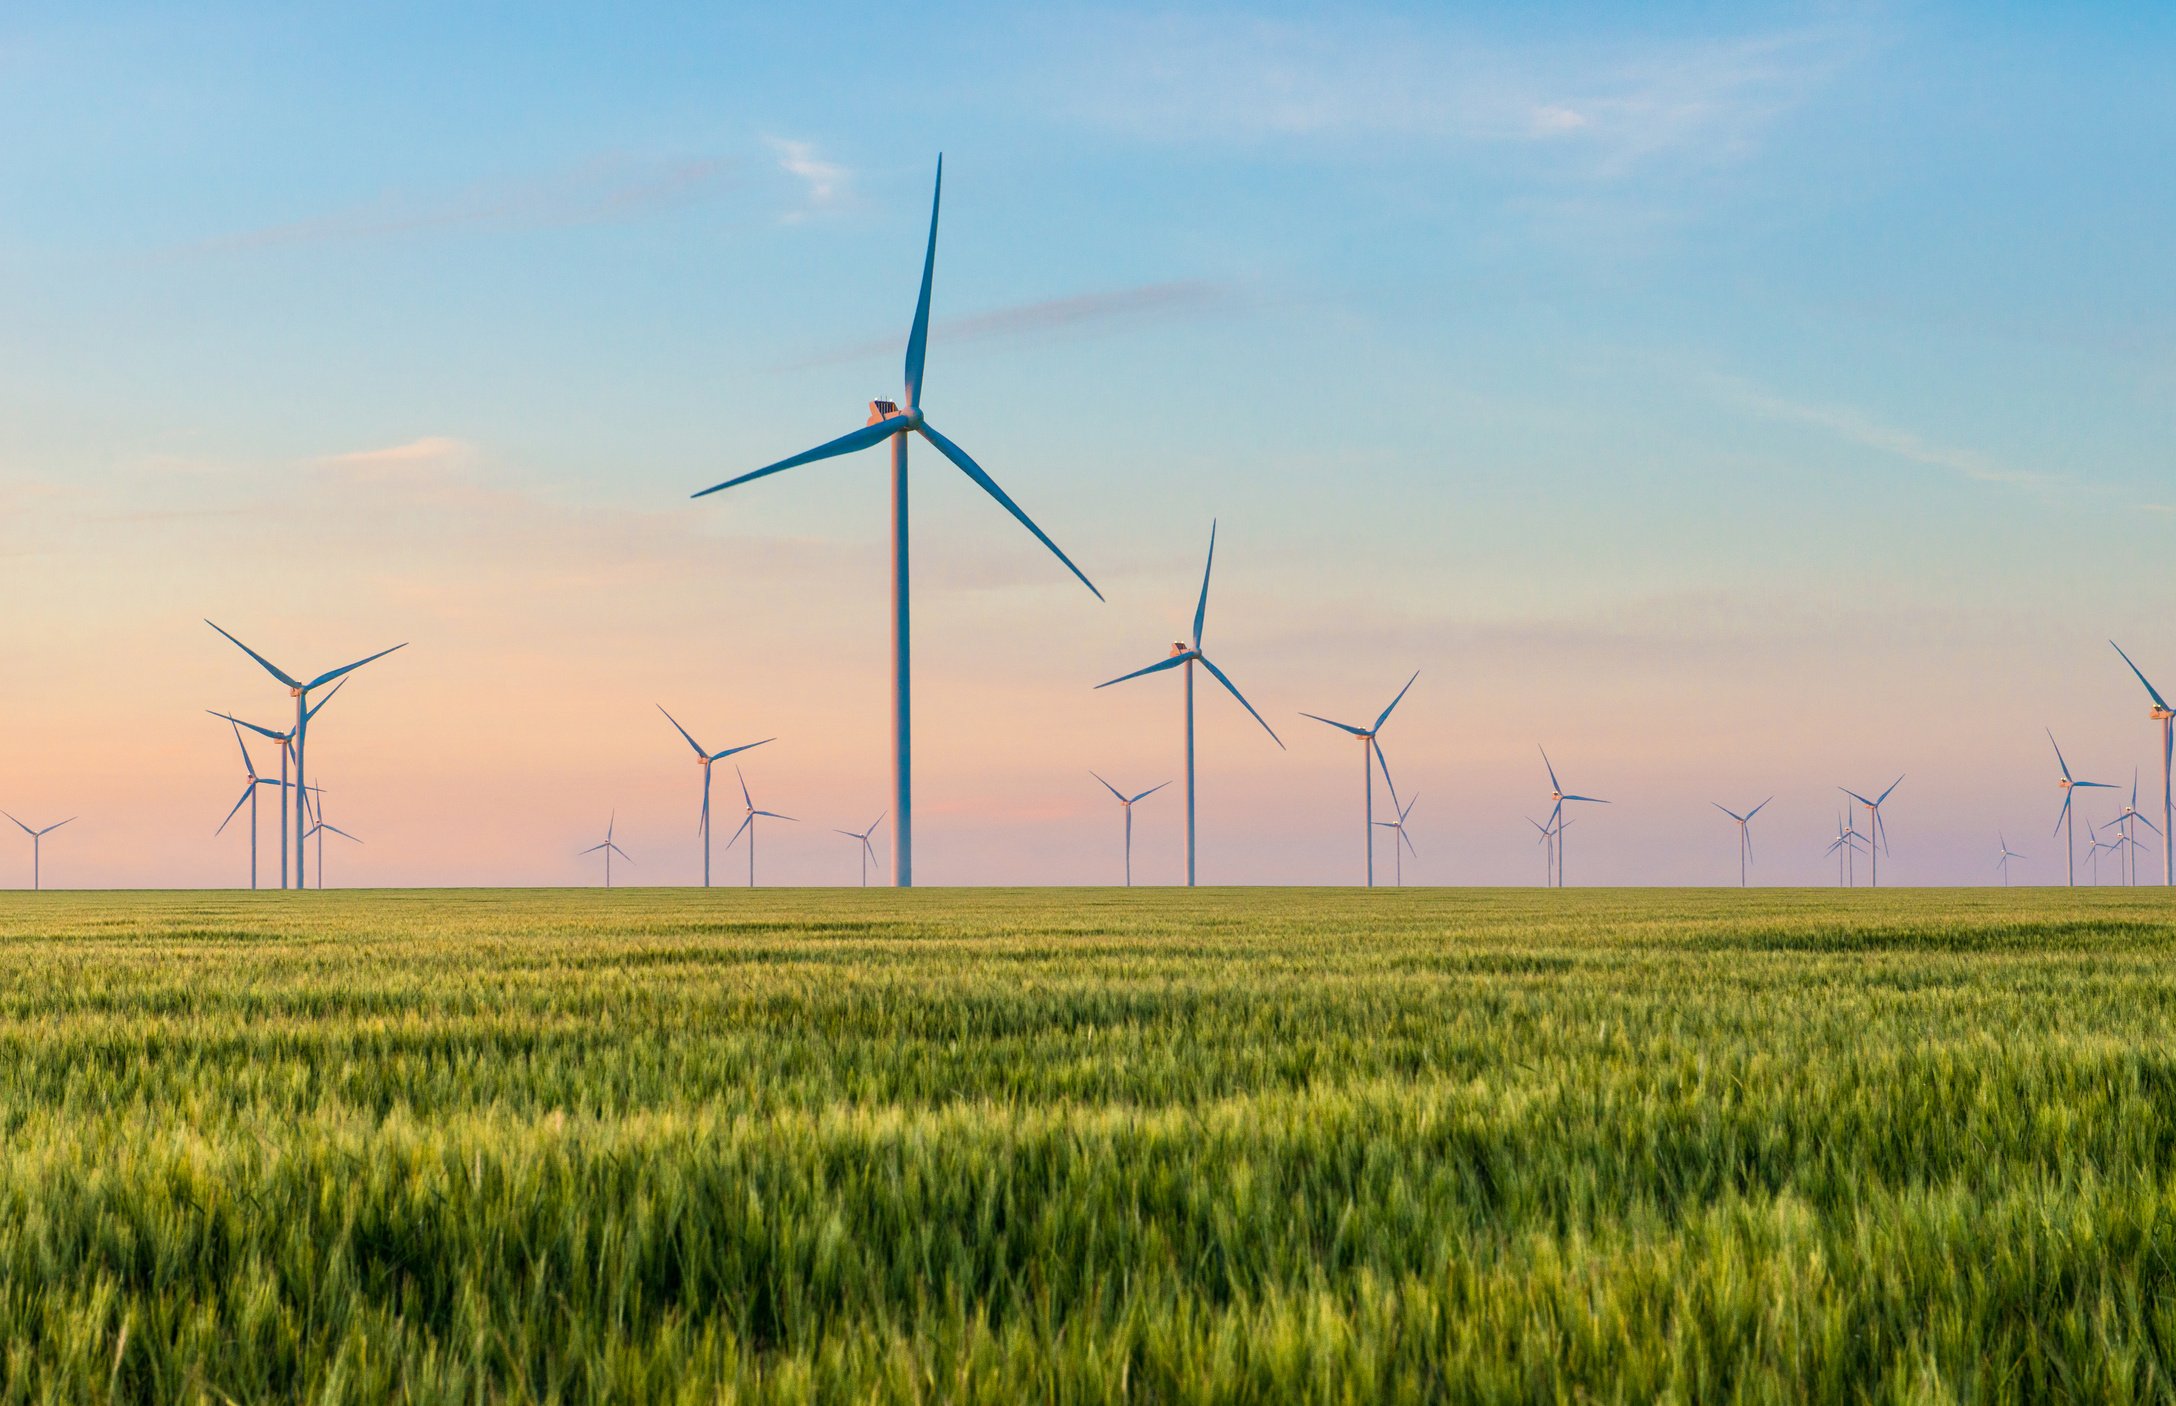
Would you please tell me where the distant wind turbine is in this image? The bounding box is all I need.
[214,720,286,889]
[2110,641,2173,886]
[1372,792,1417,886]
[723,767,795,888]
[2107,770,2162,887]
[1091,773,1170,886]
[206,623,403,894]
[1527,816,1557,886]
[1712,798,1773,888]
[208,682,343,890]
[302,787,360,890]
[1995,833,2025,887]
[2086,826,2116,885]
[1826,812,1868,887]
[833,813,885,887]
[1301,671,1417,886]
[690,157,1100,889]
[1838,777,1903,887]
[580,812,633,888]
[1097,522,1283,885]
[658,706,773,888]
[1539,749,1608,887]
[2047,729,2114,887]
[3,812,73,890]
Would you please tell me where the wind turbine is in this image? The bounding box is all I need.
[1712,798,1773,888]
[205,624,403,894]
[1091,773,1170,886]
[214,720,286,889]
[2086,826,2116,885]
[690,158,1099,889]
[2111,642,2173,886]
[1097,522,1283,885]
[2107,770,2162,887]
[658,706,773,888]
[207,682,344,890]
[581,813,633,888]
[1539,749,1608,887]
[1372,792,1417,886]
[3,812,73,890]
[1995,833,2025,887]
[302,788,360,890]
[1300,671,1417,886]
[1838,777,1903,887]
[1826,812,1868,886]
[2047,729,2114,887]
[723,767,795,888]
[1527,816,1556,886]
[834,813,886,887]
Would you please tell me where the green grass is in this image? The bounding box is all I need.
[4,886,2176,1402]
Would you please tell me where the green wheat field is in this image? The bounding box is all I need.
[5,887,2176,1402]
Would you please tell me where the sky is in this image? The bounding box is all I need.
[1,1,2172,888]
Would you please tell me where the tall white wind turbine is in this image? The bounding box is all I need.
[1527,816,1557,886]
[658,706,773,888]
[2111,642,2173,885]
[1995,833,2025,887]
[581,813,633,888]
[1539,749,1608,887]
[3,812,73,890]
[2047,730,2114,887]
[206,624,402,893]
[724,767,795,888]
[1097,522,1283,885]
[208,683,343,890]
[302,788,360,890]
[1301,671,1418,886]
[1838,777,1903,887]
[1826,812,1868,886]
[214,720,286,890]
[834,813,885,887]
[1091,773,1170,886]
[2107,771,2161,887]
[1712,798,1773,888]
[1372,792,1417,886]
[689,158,1100,889]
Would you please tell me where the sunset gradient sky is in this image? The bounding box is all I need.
[2,2,2172,886]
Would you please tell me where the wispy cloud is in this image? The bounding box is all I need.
[1713,378,2059,490]
[186,154,736,254]
[789,279,1239,368]
[766,137,851,221]
[317,436,479,483]
[1038,14,1867,179]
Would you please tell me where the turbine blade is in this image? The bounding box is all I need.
[916,420,1102,600]
[903,156,941,412]
[205,621,302,689]
[724,814,754,850]
[2112,640,2172,712]
[1096,652,1192,689]
[1090,771,1128,802]
[303,678,346,724]
[1877,775,1904,804]
[709,737,775,762]
[1300,712,1370,737]
[1131,781,1172,803]
[2047,729,2073,782]
[1712,803,1743,822]
[657,705,706,758]
[205,710,288,743]
[1374,742,1400,812]
[216,785,253,835]
[754,811,797,822]
[1840,788,1874,807]
[579,842,609,855]
[1197,653,1284,748]
[307,642,406,691]
[738,766,753,811]
[326,825,362,843]
[1540,747,1562,794]
[1562,794,1609,805]
[1373,670,1419,732]
[2053,792,2071,837]
[1192,520,1216,650]
[608,844,632,862]
[692,419,905,499]
[1747,796,1773,819]
[229,722,255,777]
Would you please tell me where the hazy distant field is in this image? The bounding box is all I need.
[5,887,2176,1402]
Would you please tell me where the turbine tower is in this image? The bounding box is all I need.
[208,683,343,890]
[724,767,795,888]
[690,158,1100,888]
[1539,748,1608,887]
[1097,522,1283,885]
[1300,671,1417,886]
[1372,792,1417,886]
[1995,833,2024,887]
[658,706,773,888]
[206,624,402,894]
[1712,798,1773,888]
[834,813,885,887]
[2047,729,2113,887]
[214,720,286,890]
[581,813,633,888]
[2111,642,2173,885]
[1838,777,1903,887]
[1091,773,1170,886]
[3,812,73,890]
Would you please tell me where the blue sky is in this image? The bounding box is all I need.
[0,2,2171,886]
